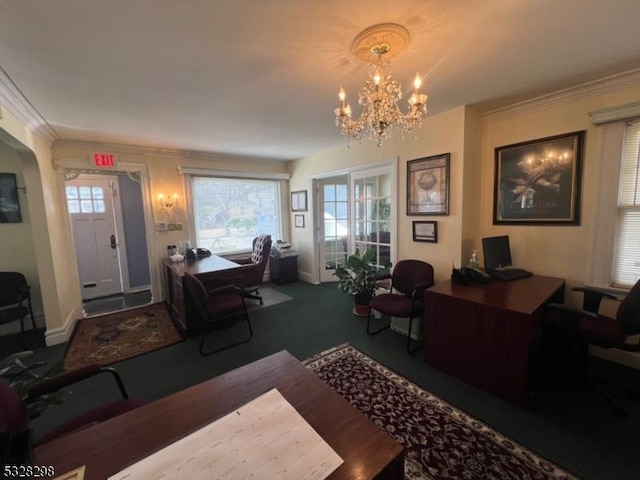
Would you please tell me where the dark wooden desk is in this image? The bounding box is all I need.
[424,275,565,405]
[34,351,404,480]
[163,255,242,333]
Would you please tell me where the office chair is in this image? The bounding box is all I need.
[546,279,640,416]
[230,234,273,305]
[184,272,253,356]
[0,272,37,349]
[0,364,145,463]
[367,260,434,353]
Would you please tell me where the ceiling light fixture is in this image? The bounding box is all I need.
[334,23,428,147]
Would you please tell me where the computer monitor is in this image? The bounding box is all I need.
[482,235,512,271]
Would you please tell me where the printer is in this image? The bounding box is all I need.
[271,240,297,258]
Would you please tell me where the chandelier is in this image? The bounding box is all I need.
[334,23,428,147]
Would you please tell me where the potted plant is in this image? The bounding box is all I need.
[334,248,388,316]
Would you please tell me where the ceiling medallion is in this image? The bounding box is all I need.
[335,23,428,147]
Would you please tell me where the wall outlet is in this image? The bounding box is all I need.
[155,222,168,232]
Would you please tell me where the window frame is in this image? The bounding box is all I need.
[183,169,289,256]
[590,118,640,290]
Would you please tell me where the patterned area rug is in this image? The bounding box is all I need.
[303,344,577,480]
[64,303,183,370]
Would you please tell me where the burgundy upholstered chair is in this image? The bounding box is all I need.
[230,234,273,305]
[0,365,145,462]
[368,260,434,353]
[546,279,640,416]
[0,272,37,349]
[184,272,253,356]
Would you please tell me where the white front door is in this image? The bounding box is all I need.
[66,176,123,299]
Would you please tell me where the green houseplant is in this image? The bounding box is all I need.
[334,248,388,316]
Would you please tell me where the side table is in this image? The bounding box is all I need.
[270,255,298,284]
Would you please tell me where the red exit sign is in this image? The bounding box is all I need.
[92,152,116,168]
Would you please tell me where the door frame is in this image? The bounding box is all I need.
[55,160,160,307]
[311,158,397,284]
[66,173,126,299]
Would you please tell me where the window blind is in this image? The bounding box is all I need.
[613,120,640,287]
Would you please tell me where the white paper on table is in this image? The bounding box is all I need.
[108,388,343,480]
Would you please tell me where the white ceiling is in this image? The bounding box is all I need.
[1,0,640,161]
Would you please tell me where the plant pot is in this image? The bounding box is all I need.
[353,294,372,317]
[352,302,371,317]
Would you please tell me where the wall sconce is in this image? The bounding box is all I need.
[158,193,178,209]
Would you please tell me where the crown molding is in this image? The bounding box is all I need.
[0,67,58,144]
[53,139,290,165]
[483,68,640,120]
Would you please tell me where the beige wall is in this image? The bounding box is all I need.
[0,141,41,327]
[290,106,472,284]
[480,80,640,308]
[0,106,81,342]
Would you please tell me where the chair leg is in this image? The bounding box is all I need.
[29,308,37,331]
[20,317,26,350]
[367,310,390,335]
[199,314,254,356]
[406,316,423,353]
[242,288,264,305]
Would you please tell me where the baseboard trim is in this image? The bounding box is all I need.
[44,309,81,346]
[298,271,319,285]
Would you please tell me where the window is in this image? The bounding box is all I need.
[613,120,640,287]
[191,176,282,255]
[65,185,106,214]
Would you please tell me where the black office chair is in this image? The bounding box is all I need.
[0,272,36,349]
[546,279,640,416]
[367,260,434,353]
[184,272,253,356]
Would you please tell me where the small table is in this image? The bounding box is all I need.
[34,351,404,480]
[163,255,242,333]
[270,255,298,284]
[424,275,565,405]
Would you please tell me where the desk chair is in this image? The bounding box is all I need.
[0,272,37,349]
[547,279,640,416]
[0,364,145,463]
[230,234,272,305]
[184,272,253,356]
[367,260,434,353]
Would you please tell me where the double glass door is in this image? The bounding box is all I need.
[317,164,394,283]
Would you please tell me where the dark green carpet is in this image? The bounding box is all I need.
[7,282,640,479]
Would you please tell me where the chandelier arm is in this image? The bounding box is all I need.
[334,26,427,147]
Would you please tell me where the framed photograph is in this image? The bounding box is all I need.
[291,190,308,212]
[0,173,22,223]
[493,130,585,225]
[407,153,450,215]
[413,221,437,243]
[294,214,305,228]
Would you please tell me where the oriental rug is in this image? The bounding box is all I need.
[64,302,183,370]
[303,344,577,480]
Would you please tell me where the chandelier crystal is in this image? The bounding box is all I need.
[334,25,428,147]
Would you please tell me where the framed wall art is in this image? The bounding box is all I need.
[493,130,585,225]
[291,190,308,212]
[412,221,437,243]
[294,214,305,228]
[0,173,22,223]
[407,153,450,216]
